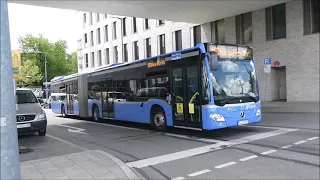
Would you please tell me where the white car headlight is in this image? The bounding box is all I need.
[209,114,225,122]
[38,112,46,119]
[256,109,261,116]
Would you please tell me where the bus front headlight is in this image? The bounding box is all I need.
[256,109,261,116]
[210,114,225,122]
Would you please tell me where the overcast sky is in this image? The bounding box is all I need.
[8,3,81,53]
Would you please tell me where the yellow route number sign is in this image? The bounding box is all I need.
[176,103,183,114]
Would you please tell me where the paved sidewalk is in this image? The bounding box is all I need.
[20,150,140,180]
[261,101,319,113]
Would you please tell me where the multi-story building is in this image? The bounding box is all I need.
[78,0,319,102]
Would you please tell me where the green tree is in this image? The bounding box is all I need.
[66,52,78,74]
[18,34,77,84]
[17,60,43,85]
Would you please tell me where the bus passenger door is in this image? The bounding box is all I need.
[171,64,201,128]
[101,77,115,119]
[66,84,74,114]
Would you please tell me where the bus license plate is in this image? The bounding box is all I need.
[238,120,249,125]
[17,123,31,128]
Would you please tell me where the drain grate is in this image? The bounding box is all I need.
[19,146,34,154]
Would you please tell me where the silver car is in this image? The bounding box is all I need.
[16,88,47,136]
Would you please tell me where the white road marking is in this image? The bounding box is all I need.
[215,161,237,169]
[127,128,296,168]
[261,149,277,155]
[126,142,227,168]
[281,145,292,149]
[188,169,211,177]
[293,140,307,145]
[228,128,297,146]
[307,137,319,141]
[239,155,258,162]
[56,124,87,134]
[171,177,185,180]
[164,133,228,144]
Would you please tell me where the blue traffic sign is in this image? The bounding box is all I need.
[264,58,272,65]
[45,87,50,92]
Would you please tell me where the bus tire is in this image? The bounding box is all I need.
[151,106,167,132]
[61,105,66,118]
[92,105,100,122]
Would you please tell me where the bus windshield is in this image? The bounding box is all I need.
[209,45,259,106]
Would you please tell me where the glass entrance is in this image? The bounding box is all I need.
[101,77,115,119]
[171,65,201,127]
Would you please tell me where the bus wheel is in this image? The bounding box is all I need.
[61,105,66,118]
[151,107,167,132]
[92,106,100,122]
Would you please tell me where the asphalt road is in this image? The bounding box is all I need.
[19,109,320,180]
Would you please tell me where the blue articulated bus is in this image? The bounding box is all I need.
[51,43,261,131]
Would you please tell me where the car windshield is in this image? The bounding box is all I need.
[17,90,38,104]
[210,59,259,106]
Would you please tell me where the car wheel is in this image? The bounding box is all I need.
[92,105,100,122]
[151,107,167,132]
[38,129,46,136]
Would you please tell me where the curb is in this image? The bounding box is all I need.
[95,150,144,180]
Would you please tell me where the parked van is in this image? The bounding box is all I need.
[16,88,47,136]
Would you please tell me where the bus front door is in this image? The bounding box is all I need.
[101,77,115,119]
[171,64,202,128]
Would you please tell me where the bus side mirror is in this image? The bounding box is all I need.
[209,52,219,71]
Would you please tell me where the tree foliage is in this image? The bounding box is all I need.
[17,60,43,85]
[18,34,77,85]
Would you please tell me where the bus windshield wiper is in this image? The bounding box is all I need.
[219,96,241,106]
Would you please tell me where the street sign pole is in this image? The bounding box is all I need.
[263,58,272,102]
[0,0,21,179]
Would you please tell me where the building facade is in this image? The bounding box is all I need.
[78,0,319,102]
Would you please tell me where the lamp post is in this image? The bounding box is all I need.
[111,16,124,63]
[34,44,48,99]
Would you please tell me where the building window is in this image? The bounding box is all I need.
[236,12,252,44]
[122,18,127,36]
[83,13,86,24]
[91,52,95,67]
[105,48,110,64]
[113,21,117,39]
[215,19,225,43]
[144,18,149,30]
[104,25,108,42]
[123,44,128,62]
[97,50,102,66]
[133,41,139,60]
[85,53,88,67]
[193,25,201,46]
[159,34,166,54]
[97,28,101,44]
[96,13,100,22]
[303,0,320,35]
[158,20,164,26]
[175,30,182,51]
[266,3,287,40]
[132,17,137,33]
[84,33,88,43]
[89,12,93,25]
[90,31,94,46]
[145,38,151,58]
[114,46,118,63]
